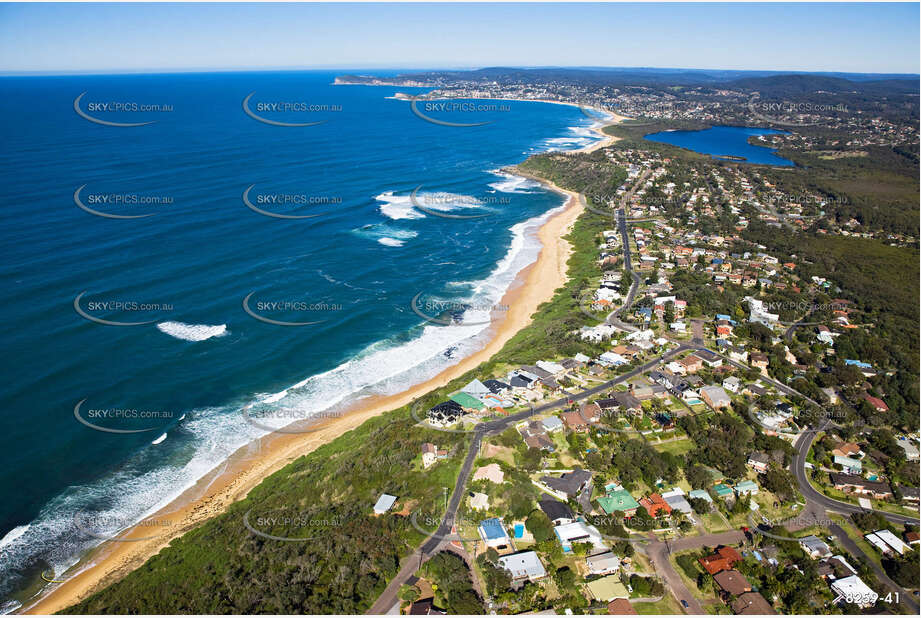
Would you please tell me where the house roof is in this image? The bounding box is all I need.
[373,494,397,513]
[461,378,492,397]
[482,379,509,393]
[479,518,509,541]
[598,489,640,514]
[541,468,592,497]
[713,569,751,595]
[586,575,629,602]
[731,591,775,615]
[538,498,573,522]
[449,392,485,410]
[606,598,637,615]
[497,551,546,580]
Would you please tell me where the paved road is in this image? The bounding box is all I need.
[791,427,919,526]
[644,530,745,615]
[828,523,919,613]
[368,343,691,613]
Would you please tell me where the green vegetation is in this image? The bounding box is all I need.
[415,552,483,614]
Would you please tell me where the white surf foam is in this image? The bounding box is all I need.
[375,190,484,220]
[378,237,404,247]
[156,322,227,341]
[488,170,540,194]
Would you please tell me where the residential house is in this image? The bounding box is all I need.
[734,480,759,496]
[468,492,489,511]
[585,575,629,602]
[554,521,607,553]
[862,394,889,412]
[799,535,832,559]
[606,599,638,615]
[597,489,640,517]
[695,349,723,367]
[747,452,771,473]
[723,376,741,393]
[700,385,732,409]
[831,442,862,459]
[541,416,564,433]
[373,493,397,515]
[639,493,672,518]
[421,443,438,469]
[408,599,447,615]
[561,410,590,433]
[731,592,775,615]
[661,488,693,514]
[678,355,704,374]
[538,499,574,526]
[833,455,862,474]
[540,468,592,499]
[585,551,621,576]
[750,352,769,372]
[714,569,751,596]
[473,463,504,484]
[497,551,547,582]
[830,575,878,608]
[478,518,512,550]
[699,546,742,575]
[828,473,893,499]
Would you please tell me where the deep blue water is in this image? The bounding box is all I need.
[0,70,604,607]
[644,126,794,166]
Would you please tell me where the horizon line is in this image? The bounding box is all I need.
[1,65,919,79]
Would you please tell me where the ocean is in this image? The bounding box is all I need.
[0,70,604,609]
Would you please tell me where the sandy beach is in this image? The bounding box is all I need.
[23,175,586,615]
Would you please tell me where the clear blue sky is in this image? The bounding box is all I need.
[0,2,917,74]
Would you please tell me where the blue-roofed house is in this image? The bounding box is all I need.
[479,517,512,549]
[845,359,873,369]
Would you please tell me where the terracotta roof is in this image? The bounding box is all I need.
[607,598,637,615]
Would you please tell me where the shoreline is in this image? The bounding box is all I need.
[23,175,586,615]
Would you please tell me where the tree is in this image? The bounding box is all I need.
[526,509,554,543]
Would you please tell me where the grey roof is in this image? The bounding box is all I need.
[540,468,592,497]
[538,498,574,522]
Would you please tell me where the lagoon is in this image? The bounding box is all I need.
[644,126,794,166]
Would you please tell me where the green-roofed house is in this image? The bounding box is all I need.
[586,575,630,602]
[688,489,713,504]
[713,484,734,499]
[450,391,486,411]
[734,479,759,496]
[597,489,640,516]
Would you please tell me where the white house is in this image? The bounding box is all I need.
[497,551,547,582]
[723,376,741,393]
[373,494,397,515]
[830,575,878,608]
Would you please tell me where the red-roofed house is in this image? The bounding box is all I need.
[639,494,672,518]
[862,394,889,412]
[699,546,743,575]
